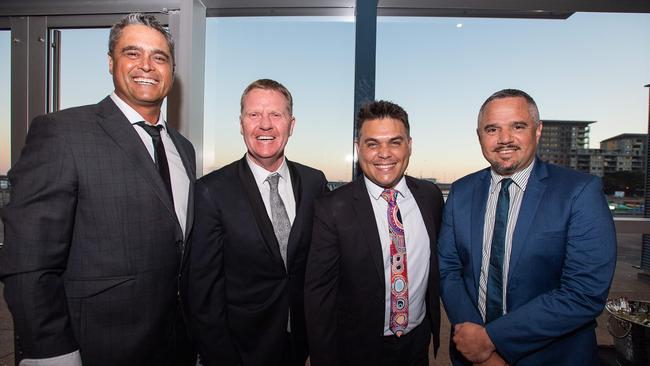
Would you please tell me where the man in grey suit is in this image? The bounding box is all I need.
[0,13,195,366]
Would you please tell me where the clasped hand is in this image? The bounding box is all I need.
[453,322,507,366]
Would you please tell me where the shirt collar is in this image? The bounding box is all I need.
[246,154,290,187]
[364,175,409,201]
[110,92,166,129]
[489,158,535,193]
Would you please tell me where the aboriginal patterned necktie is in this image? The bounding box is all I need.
[486,178,512,323]
[381,188,409,336]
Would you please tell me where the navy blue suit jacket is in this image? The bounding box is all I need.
[438,159,616,365]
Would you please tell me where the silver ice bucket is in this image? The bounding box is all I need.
[606,298,650,365]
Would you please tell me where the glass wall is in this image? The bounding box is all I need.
[1,30,10,175]
[376,13,650,184]
[203,17,355,182]
[1,30,8,247]
[57,28,113,110]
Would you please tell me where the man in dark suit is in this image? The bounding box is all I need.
[305,100,444,366]
[0,13,196,366]
[438,89,616,365]
[185,79,328,366]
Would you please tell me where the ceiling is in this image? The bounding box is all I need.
[1,0,649,18]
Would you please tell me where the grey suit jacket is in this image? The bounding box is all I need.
[0,96,196,366]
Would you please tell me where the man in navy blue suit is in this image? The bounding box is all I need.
[438,89,616,365]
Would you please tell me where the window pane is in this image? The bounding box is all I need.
[204,17,355,181]
[57,28,113,110]
[1,30,9,246]
[377,13,650,185]
[1,30,10,175]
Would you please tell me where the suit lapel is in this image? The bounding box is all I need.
[352,179,385,287]
[508,160,547,281]
[167,128,195,241]
[286,161,302,268]
[94,97,177,221]
[407,177,436,246]
[237,157,285,269]
[471,169,491,291]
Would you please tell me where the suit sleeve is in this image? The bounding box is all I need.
[318,171,330,195]
[304,198,341,366]
[438,188,484,326]
[486,177,616,364]
[184,179,239,366]
[0,115,79,358]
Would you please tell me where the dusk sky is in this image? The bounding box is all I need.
[1,12,649,182]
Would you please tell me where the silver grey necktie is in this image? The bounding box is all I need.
[266,173,291,268]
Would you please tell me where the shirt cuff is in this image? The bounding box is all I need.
[20,350,82,366]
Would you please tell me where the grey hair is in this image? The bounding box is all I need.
[108,13,175,66]
[477,89,540,126]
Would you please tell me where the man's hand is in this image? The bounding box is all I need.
[473,351,507,366]
[453,322,495,363]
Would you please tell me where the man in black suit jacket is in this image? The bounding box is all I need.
[305,100,444,366]
[0,14,195,366]
[185,79,328,366]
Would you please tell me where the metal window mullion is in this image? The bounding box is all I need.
[352,0,377,179]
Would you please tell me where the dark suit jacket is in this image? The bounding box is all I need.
[185,156,328,366]
[0,97,196,366]
[304,176,444,366]
[438,159,616,365]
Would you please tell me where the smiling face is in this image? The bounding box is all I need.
[240,88,295,171]
[356,117,412,189]
[109,24,173,123]
[477,96,542,175]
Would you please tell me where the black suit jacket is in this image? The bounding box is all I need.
[0,97,196,365]
[185,156,328,366]
[304,176,444,366]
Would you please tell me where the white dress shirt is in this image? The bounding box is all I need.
[364,176,430,336]
[478,160,535,320]
[246,154,296,225]
[110,93,190,237]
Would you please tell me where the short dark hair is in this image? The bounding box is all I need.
[108,13,175,66]
[356,100,410,139]
[478,88,540,126]
[240,79,294,116]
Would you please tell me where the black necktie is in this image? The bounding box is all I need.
[136,122,174,205]
[486,178,512,323]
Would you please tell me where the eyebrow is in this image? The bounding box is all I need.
[362,135,405,143]
[483,120,530,129]
[120,45,142,53]
[120,45,170,59]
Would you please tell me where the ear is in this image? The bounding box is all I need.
[108,54,114,75]
[289,117,296,136]
[535,122,543,143]
[408,136,413,155]
[239,116,244,135]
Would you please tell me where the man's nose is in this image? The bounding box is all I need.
[259,114,272,129]
[498,129,513,144]
[377,144,391,158]
[139,55,153,71]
